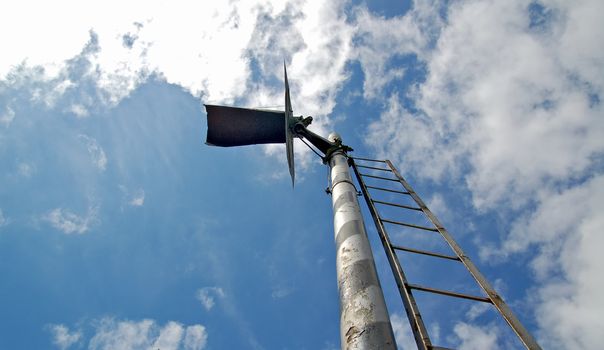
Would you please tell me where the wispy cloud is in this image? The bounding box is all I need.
[118,186,146,208]
[390,313,417,350]
[129,189,145,207]
[0,208,8,228]
[0,106,15,127]
[196,287,225,311]
[489,174,604,349]
[367,1,603,209]
[89,318,155,349]
[362,1,603,348]
[69,104,89,118]
[78,134,107,171]
[2,2,600,348]
[453,322,500,350]
[270,286,293,299]
[426,193,451,223]
[465,302,491,322]
[151,321,184,350]
[48,324,81,350]
[44,205,98,234]
[1,1,359,173]
[352,3,439,100]
[17,162,35,178]
[49,318,207,350]
[183,325,208,350]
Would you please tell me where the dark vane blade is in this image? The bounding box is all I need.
[205,104,286,147]
[284,63,295,185]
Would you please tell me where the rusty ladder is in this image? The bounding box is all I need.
[349,156,542,350]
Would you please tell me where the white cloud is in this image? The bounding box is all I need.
[363,1,604,349]
[465,302,490,322]
[0,2,150,105]
[88,318,151,350]
[270,286,293,299]
[352,3,438,100]
[426,193,451,223]
[368,0,604,210]
[240,0,354,116]
[196,287,225,311]
[0,0,353,112]
[453,322,500,350]
[88,318,207,350]
[0,208,8,228]
[390,314,443,349]
[0,106,15,127]
[69,103,89,118]
[44,206,98,234]
[367,92,456,181]
[118,186,146,207]
[488,175,604,349]
[2,3,601,348]
[183,325,208,350]
[48,324,81,350]
[129,189,145,207]
[78,134,107,171]
[0,0,360,174]
[17,162,35,178]
[390,313,416,350]
[151,321,184,350]
[246,0,357,171]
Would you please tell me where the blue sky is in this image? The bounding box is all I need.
[1,1,602,349]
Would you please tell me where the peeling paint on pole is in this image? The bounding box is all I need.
[327,133,396,350]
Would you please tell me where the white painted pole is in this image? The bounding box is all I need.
[327,132,397,350]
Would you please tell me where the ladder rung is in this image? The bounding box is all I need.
[372,199,422,211]
[366,185,410,195]
[407,283,492,303]
[360,173,400,182]
[356,164,392,172]
[392,244,460,261]
[381,218,438,232]
[351,156,386,163]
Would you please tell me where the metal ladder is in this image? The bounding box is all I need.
[349,156,541,350]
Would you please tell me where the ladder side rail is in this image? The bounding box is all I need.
[351,158,432,350]
[384,160,542,350]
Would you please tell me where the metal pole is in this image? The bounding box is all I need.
[326,132,397,350]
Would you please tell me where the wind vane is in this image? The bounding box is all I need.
[205,65,321,185]
[203,65,542,350]
[204,64,396,349]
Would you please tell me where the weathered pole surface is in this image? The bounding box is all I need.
[327,132,397,350]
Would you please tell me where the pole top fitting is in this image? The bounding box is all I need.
[328,132,342,144]
[323,132,353,164]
